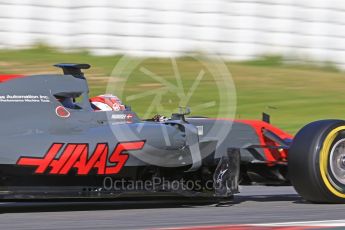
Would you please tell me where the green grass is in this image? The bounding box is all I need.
[0,45,344,134]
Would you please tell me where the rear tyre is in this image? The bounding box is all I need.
[289,120,345,203]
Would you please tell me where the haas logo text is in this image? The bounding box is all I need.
[17,141,145,175]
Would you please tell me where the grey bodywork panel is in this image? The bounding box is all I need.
[186,118,263,162]
[0,73,265,170]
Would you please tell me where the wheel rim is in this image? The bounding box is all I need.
[319,126,345,198]
[330,138,345,186]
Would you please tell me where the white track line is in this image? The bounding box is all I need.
[254,219,345,227]
[157,219,345,229]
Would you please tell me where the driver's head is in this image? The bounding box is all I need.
[90,94,125,111]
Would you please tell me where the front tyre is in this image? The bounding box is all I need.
[289,120,345,203]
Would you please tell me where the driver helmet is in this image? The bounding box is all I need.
[90,94,125,111]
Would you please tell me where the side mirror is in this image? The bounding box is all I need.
[171,106,191,122]
[178,106,191,115]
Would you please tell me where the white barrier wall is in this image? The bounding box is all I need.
[0,0,344,68]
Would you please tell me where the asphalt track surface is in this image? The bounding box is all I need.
[1,186,345,230]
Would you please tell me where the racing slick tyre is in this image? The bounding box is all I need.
[289,119,345,203]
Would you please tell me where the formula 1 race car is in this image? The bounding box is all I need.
[0,63,343,203]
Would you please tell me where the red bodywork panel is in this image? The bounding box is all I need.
[0,74,25,83]
[236,120,292,162]
[217,118,293,163]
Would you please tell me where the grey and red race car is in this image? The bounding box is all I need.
[0,63,344,203]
